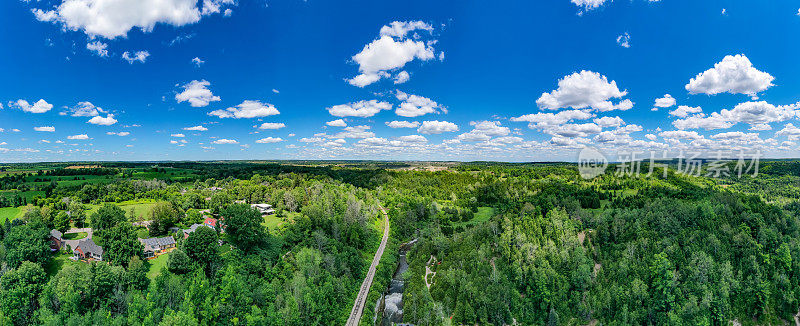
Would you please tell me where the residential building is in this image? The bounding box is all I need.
[73,238,103,261]
[139,236,177,259]
[251,203,275,215]
[49,229,64,251]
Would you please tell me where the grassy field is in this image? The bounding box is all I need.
[63,232,88,240]
[453,206,495,228]
[86,200,160,220]
[0,206,29,222]
[146,253,170,280]
[0,190,46,201]
[45,253,79,277]
[262,211,298,232]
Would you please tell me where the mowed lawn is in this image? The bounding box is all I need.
[63,232,88,240]
[0,206,29,222]
[86,200,160,220]
[262,211,298,232]
[146,253,170,280]
[46,253,79,277]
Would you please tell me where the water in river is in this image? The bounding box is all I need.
[376,240,415,325]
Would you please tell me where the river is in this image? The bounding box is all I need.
[374,239,416,325]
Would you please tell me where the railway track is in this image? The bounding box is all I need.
[345,205,390,326]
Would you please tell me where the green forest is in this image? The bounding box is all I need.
[0,161,798,325]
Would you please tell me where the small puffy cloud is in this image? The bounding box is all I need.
[87,114,118,125]
[255,137,283,143]
[171,133,185,137]
[616,32,630,48]
[258,122,286,130]
[669,105,702,118]
[536,70,631,111]
[192,57,204,66]
[572,0,608,10]
[122,50,149,64]
[107,131,130,136]
[86,41,108,57]
[183,125,208,131]
[654,94,676,108]
[394,71,410,84]
[379,21,433,38]
[326,119,347,127]
[659,130,703,140]
[593,116,624,128]
[386,120,420,128]
[686,54,774,97]
[417,120,459,134]
[209,100,279,118]
[63,101,106,117]
[395,91,445,117]
[672,112,732,130]
[31,0,234,39]
[397,135,427,143]
[212,138,238,144]
[34,126,55,132]
[548,123,601,138]
[272,89,280,94]
[331,125,375,139]
[175,80,220,107]
[645,133,658,141]
[11,99,53,113]
[326,100,391,118]
[511,109,594,130]
[347,21,436,87]
[68,134,90,140]
[776,123,800,140]
[456,121,510,141]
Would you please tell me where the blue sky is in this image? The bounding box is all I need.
[2,0,800,162]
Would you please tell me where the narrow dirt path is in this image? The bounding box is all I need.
[345,205,390,326]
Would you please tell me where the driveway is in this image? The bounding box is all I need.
[63,227,93,251]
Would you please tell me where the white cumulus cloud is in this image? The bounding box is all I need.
[183,125,208,131]
[122,50,149,64]
[209,100,279,119]
[87,114,117,125]
[326,100,392,118]
[326,119,347,127]
[386,121,420,128]
[258,122,286,130]
[86,41,108,57]
[654,94,676,108]
[686,54,774,97]
[175,80,220,107]
[35,126,56,132]
[417,120,459,134]
[395,91,445,117]
[255,137,283,144]
[212,138,238,144]
[347,21,436,87]
[536,70,632,112]
[11,99,53,113]
[31,0,234,39]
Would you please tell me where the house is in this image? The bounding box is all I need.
[139,236,177,259]
[204,217,220,231]
[251,203,275,215]
[49,230,64,251]
[73,238,103,261]
[182,223,206,238]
